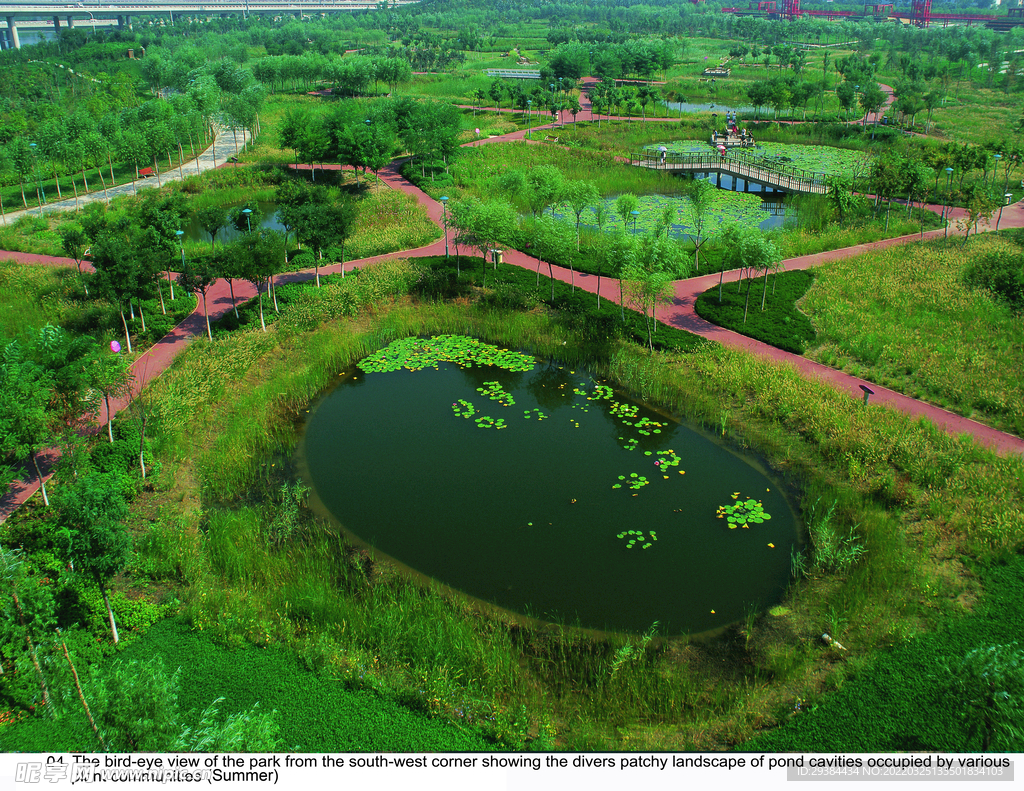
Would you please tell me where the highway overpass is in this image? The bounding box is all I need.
[0,1,415,48]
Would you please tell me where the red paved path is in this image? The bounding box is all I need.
[3,91,1021,521]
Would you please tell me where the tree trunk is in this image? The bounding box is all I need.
[120,309,133,353]
[71,177,79,212]
[61,642,106,749]
[156,279,166,315]
[106,393,114,443]
[107,151,114,188]
[202,290,211,341]
[228,279,239,318]
[167,269,175,301]
[761,267,769,311]
[100,586,119,644]
[30,452,49,507]
[139,302,146,332]
[12,591,50,709]
[743,276,753,322]
[258,287,266,331]
[153,156,162,188]
[51,164,63,199]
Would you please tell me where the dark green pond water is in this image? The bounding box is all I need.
[299,351,799,636]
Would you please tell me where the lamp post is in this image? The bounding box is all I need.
[944,166,954,237]
[630,209,639,235]
[175,230,185,268]
[550,83,556,125]
[28,143,45,207]
[527,100,532,139]
[242,208,252,234]
[87,11,95,35]
[439,195,449,258]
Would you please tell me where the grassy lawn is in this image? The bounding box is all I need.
[801,233,1024,437]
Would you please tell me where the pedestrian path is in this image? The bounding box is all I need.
[3,96,1021,521]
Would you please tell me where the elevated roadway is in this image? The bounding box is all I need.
[0,1,416,47]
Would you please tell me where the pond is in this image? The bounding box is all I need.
[298,336,800,636]
[663,101,757,115]
[180,201,286,246]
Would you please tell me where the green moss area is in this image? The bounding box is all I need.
[694,270,817,354]
[745,556,1024,752]
[2,620,490,752]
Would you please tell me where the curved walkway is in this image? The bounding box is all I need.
[2,95,1020,521]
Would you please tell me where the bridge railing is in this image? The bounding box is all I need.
[629,150,828,192]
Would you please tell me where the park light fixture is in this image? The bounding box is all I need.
[242,208,252,233]
[630,210,640,235]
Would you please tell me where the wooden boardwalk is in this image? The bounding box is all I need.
[629,151,828,195]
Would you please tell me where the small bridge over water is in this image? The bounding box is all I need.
[629,151,828,195]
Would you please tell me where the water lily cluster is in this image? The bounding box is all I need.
[358,335,535,374]
[617,529,658,550]
[477,381,515,407]
[717,493,772,529]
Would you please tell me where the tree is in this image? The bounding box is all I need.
[563,180,599,250]
[197,205,229,254]
[836,81,857,121]
[292,189,358,285]
[680,179,717,271]
[859,82,887,127]
[621,234,692,351]
[0,340,55,506]
[177,258,218,340]
[525,164,564,218]
[827,176,856,229]
[89,349,133,444]
[0,547,56,711]
[616,193,640,233]
[717,224,781,321]
[53,472,131,643]
[238,230,286,331]
[58,224,91,296]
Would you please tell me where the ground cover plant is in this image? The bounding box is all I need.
[694,270,817,355]
[801,233,1024,437]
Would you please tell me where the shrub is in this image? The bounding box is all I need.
[962,252,1024,313]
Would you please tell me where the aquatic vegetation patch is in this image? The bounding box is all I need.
[477,381,515,407]
[613,473,651,491]
[617,529,659,550]
[452,399,476,419]
[717,493,772,530]
[358,335,535,374]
